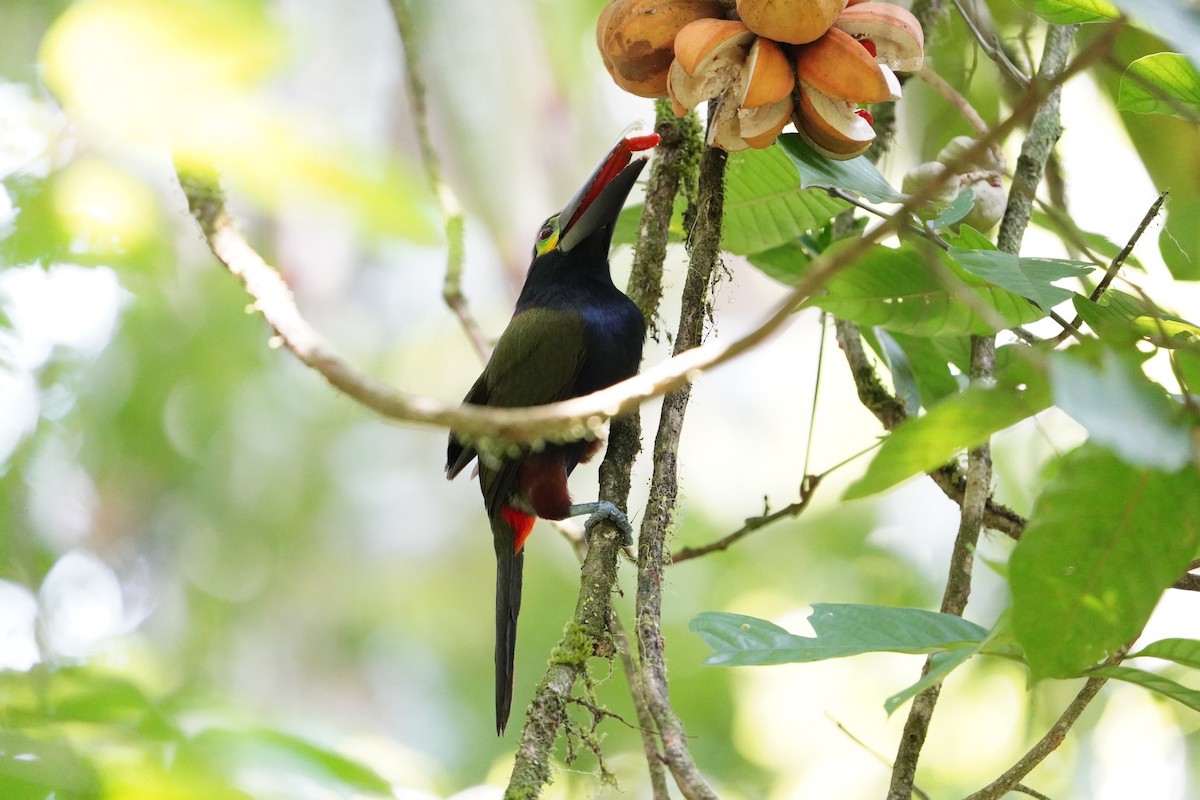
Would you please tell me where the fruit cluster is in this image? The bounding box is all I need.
[597,0,924,158]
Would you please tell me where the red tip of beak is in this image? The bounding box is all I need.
[565,131,660,231]
[625,132,661,152]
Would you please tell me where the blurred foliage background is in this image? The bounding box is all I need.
[1,0,1198,798]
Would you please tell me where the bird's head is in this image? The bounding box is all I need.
[531,125,661,263]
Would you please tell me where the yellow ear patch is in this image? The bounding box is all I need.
[533,214,561,257]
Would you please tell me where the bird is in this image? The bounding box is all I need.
[446,128,659,735]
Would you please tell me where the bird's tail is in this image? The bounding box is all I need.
[492,507,534,735]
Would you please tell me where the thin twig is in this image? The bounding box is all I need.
[917,65,991,138]
[391,0,488,360]
[963,676,1108,800]
[611,610,671,799]
[1090,191,1167,303]
[951,0,1031,86]
[670,477,820,564]
[886,336,995,800]
[828,715,932,800]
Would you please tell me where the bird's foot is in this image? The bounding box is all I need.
[568,501,634,548]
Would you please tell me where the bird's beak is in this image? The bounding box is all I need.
[557,125,661,253]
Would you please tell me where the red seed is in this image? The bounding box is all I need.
[856,108,874,125]
[859,39,878,58]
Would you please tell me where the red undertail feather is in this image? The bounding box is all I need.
[502,507,536,554]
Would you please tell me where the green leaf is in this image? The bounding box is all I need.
[722,144,847,255]
[1129,638,1200,669]
[1119,53,1200,118]
[943,224,998,251]
[1176,349,1200,394]
[1049,346,1192,470]
[1110,0,1200,67]
[884,646,978,714]
[612,196,687,249]
[690,604,988,667]
[777,133,903,204]
[844,357,1051,499]
[191,728,393,795]
[1160,197,1200,280]
[1010,444,1200,680]
[1089,665,1200,712]
[949,248,1092,309]
[1074,291,1200,347]
[928,185,976,231]
[813,243,1045,336]
[1012,0,1121,24]
[0,731,101,800]
[42,668,177,739]
[746,216,867,284]
[747,240,817,284]
[881,332,966,408]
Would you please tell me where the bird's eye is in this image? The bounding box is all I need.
[538,224,554,241]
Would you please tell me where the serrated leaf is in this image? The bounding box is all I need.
[1089,665,1200,712]
[1011,445,1200,680]
[690,604,988,667]
[1012,0,1121,23]
[1119,53,1200,118]
[813,243,1045,336]
[777,133,903,204]
[844,357,1051,499]
[722,144,847,255]
[949,248,1092,309]
[1129,638,1200,669]
[1049,347,1192,470]
[884,646,978,714]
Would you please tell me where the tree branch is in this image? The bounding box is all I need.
[888,24,1078,799]
[390,0,488,360]
[503,105,699,798]
[176,27,1112,453]
[636,130,728,800]
[671,477,820,564]
[963,676,1107,800]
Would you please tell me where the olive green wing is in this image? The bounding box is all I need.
[447,309,587,506]
[477,309,586,515]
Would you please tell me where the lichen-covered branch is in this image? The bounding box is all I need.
[635,127,728,800]
[503,106,700,799]
[628,101,702,339]
[390,0,487,360]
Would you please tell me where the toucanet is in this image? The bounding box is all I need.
[446,128,658,735]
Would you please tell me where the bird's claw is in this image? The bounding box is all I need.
[568,501,635,548]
